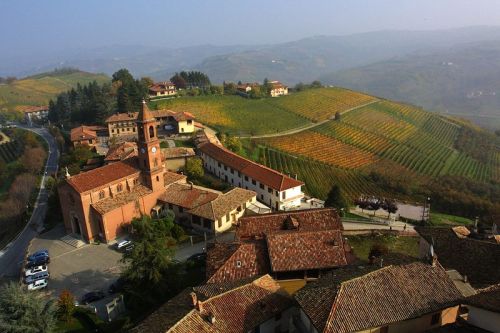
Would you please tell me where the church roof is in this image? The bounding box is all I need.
[66,158,141,193]
[139,100,155,122]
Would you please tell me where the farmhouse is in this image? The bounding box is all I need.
[161,147,195,171]
[131,275,296,333]
[70,125,107,148]
[21,105,49,123]
[158,182,257,233]
[198,142,304,210]
[269,80,288,97]
[105,109,195,138]
[59,101,193,243]
[295,255,463,333]
[148,81,177,98]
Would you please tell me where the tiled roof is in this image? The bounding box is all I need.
[416,226,500,288]
[131,275,293,333]
[173,111,195,122]
[206,241,270,284]
[70,125,97,142]
[266,230,347,272]
[163,172,187,187]
[105,112,138,123]
[66,158,141,193]
[20,105,49,113]
[188,188,256,221]
[162,147,195,159]
[91,184,152,214]
[236,208,342,240]
[465,283,500,313]
[159,183,219,210]
[296,261,462,333]
[105,142,138,162]
[199,142,303,191]
[149,82,176,92]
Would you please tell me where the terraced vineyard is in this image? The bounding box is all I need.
[259,99,500,199]
[0,140,23,163]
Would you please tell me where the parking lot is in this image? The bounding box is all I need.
[28,225,123,302]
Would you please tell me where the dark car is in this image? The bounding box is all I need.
[187,252,207,263]
[108,277,126,294]
[80,291,105,305]
[28,250,49,262]
[27,256,50,268]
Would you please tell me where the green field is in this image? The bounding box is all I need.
[346,234,420,262]
[429,212,474,226]
[0,70,109,112]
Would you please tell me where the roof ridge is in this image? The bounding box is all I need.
[204,274,271,302]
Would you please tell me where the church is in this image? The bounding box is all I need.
[58,101,187,243]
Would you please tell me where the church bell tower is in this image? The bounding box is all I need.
[137,100,164,192]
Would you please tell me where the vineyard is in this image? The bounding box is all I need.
[0,140,23,163]
[259,99,500,199]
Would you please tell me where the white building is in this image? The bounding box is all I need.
[465,284,500,333]
[198,142,304,210]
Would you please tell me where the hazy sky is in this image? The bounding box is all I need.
[1,0,500,55]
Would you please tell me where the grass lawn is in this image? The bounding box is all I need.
[174,139,195,148]
[430,212,473,226]
[344,211,371,221]
[346,234,420,262]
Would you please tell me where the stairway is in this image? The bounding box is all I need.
[60,234,86,248]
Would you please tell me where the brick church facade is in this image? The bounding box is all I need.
[58,101,186,243]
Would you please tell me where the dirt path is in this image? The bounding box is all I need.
[237,100,379,139]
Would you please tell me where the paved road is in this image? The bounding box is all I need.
[175,232,235,262]
[0,125,59,278]
[237,100,379,139]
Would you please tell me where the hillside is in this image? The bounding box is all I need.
[153,88,499,216]
[320,41,500,130]
[0,69,109,112]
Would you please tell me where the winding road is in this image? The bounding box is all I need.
[0,125,59,278]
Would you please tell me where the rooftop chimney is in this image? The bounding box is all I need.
[190,292,197,308]
[65,166,71,179]
[206,312,216,324]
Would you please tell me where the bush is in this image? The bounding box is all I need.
[368,243,389,259]
[171,224,185,241]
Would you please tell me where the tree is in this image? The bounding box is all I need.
[324,185,349,212]
[185,157,204,180]
[57,290,75,323]
[369,243,389,261]
[170,73,187,89]
[122,215,176,285]
[225,136,243,154]
[310,80,322,88]
[140,77,154,88]
[0,282,56,333]
[223,82,237,95]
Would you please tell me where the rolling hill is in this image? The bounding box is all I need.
[320,41,500,130]
[0,69,109,113]
[151,88,499,215]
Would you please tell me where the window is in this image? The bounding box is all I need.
[156,176,160,182]
[117,184,123,192]
[168,203,173,210]
[133,178,139,185]
[187,120,192,125]
[149,126,155,138]
[99,191,105,199]
[238,171,241,177]
[244,176,249,181]
[259,183,264,190]
[268,188,272,193]
[218,162,221,168]
[261,194,264,200]
[224,166,227,171]
[179,207,184,213]
[111,129,115,133]
[431,313,440,325]
[133,127,136,132]
[282,192,286,199]
[252,180,256,185]
[236,260,242,268]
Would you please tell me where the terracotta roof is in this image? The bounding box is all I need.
[173,111,195,122]
[188,188,256,221]
[266,230,347,272]
[199,142,303,191]
[92,184,153,214]
[416,226,500,288]
[159,183,219,210]
[206,241,270,284]
[105,142,138,162]
[236,208,342,240]
[163,172,187,187]
[20,105,49,113]
[131,275,293,333]
[465,283,500,313]
[66,158,140,193]
[149,82,176,93]
[70,125,97,142]
[151,109,176,118]
[296,261,462,333]
[161,147,195,159]
[105,112,138,123]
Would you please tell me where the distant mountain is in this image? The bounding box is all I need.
[0,69,109,112]
[192,26,500,84]
[319,40,500,130]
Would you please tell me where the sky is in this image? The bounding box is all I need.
[1,0,500,56]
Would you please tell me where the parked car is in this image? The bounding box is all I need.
[187,252,207,263]
[26,256,50,268]
[28,249,49,262]
[25,271,49,284]
[25,265,48,277]
[116,240,132,251]
[27,279,48,291]
[80,291,105,305]
[108,277,126,294]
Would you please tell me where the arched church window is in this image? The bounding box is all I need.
[117,184,123,192]
[149,125,154,138]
